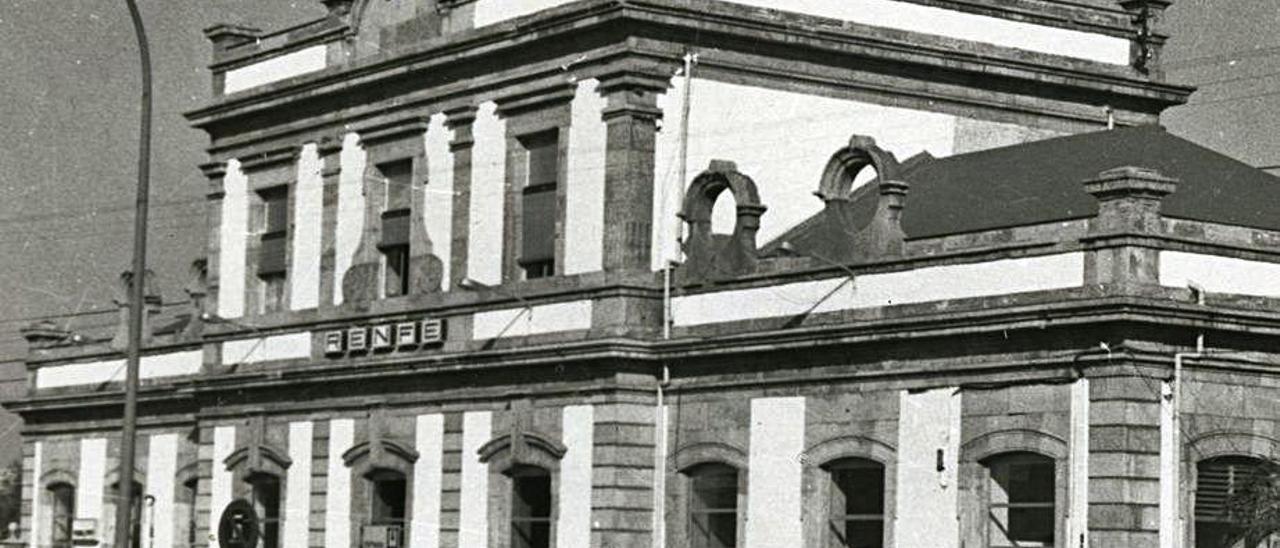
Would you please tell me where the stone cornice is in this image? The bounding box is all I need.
[186,0,1191,151]
[14,293,1280,421]
[355,115,432,148]
[237,145,300,172]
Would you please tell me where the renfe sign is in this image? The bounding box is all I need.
[323,318,446,356]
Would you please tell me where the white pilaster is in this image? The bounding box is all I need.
[284,421,313,548]
[466,103,506,285]
[745,397,806,547]
[1068,378,1090,546]
[218,160,248,317]
[411,414,444,548]
[564,79,607,275]
[459,411,492,548]
[424,114,455,292]
[894,388,961,548]
[325,419,355,548]
[143,433,178,548]
[77,438,106,527]
[210,425,236,545]
[557,405,594,548]
[291,143,323,310]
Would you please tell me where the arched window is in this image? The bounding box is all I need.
[686,463,740,548]
[248,473,281,548]
[48,483,74,548]
[105,481,144,548]
[177,477,198,548]
[1196,456,1280,548]
[359,468,407,548]
[982,452,1055,548]
[824,458,885,548]
[509,465,552,548]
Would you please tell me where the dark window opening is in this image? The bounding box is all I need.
[826,458,885,548]
[985,452,1055,548]
[519,131,558,279]
[688,463,739,548]
[256,186,289,313]
[1196,456,1280,548]
[183,478,199,548]
[250,474,281,548]
[379,209,411,298]
[49,483,75,548]
[363,469,408,548]
[510,465,552,548]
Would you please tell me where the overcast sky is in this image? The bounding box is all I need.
[0,0,1277,464]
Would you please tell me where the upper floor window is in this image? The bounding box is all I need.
[254,186,289,313]
[378,160,413,298]
[984,452,1055,548]
[687,462,740,548]
[509,465,553,548]
[48,483,74,548]
[825,458,885,548]
[519,131,558,279]
[249,473,281,548]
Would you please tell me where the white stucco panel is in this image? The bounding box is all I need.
[467,102,507,285]
[221,332,312,365]
[425,114,456,292]
[473,0,577,27]
[35,350,203,389]
[224,45,327,94]
[745,397,806,547]
[726,0,1130,64]
[219,159,248,317]
[894,388,961,548]
[459,412,492,548]
[564,79,608,275]
[291,143,323,310]
[471,300,593,340]
[1160,251,1280,298]
[335,133,367,305]
[672,252,1084,326]
[557,405,594,548]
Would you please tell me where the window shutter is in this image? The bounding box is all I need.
[380,209,411,248]
[1196,460,1238,521]
[258,232,288,275]
[380,160,413,211]
[521,189,555,263]
[525,133,558,188]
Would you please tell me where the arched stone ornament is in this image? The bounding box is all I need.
[679,160,767,281]
[812,135,910,261]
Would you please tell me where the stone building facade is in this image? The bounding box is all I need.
[13,1,1280,548]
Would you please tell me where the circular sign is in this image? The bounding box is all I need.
[217,499,259,548]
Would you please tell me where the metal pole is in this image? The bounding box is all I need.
[117,1,152,547]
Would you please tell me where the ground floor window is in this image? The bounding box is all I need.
[984,452,1055,548]
[687,463,739,548]
[48,483,74,548]
[362,469,407,548]
[825,458,885,548]
[509,465,552,548]
[1196,456,1280,548]
[249,474,281,548]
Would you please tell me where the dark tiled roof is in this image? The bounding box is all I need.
[773,125,1280,245]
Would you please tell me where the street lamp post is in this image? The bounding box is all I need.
[116,1,153,548]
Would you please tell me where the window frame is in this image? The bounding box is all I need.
[979,451,1059,548]
[47,482,75,548]
[683,462,744,548]
[248,472,282,548]
[822,457,887,548]
[508,464,554,548]
[253,184,290,314]
[516,129,560,280]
